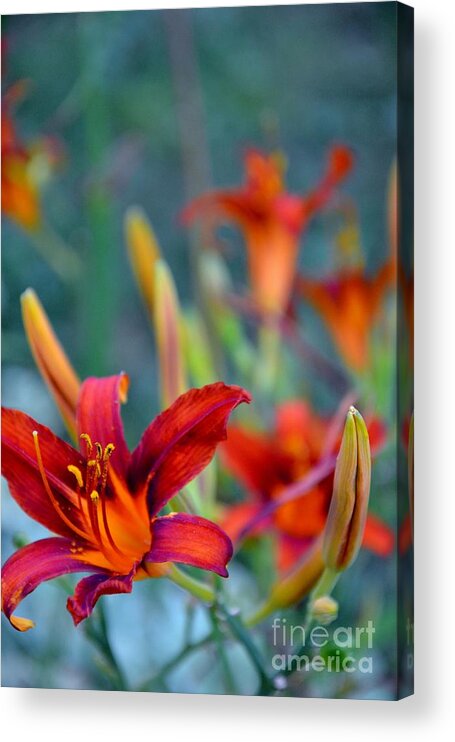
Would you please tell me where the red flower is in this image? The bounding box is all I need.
[1,376,250,631]
[182,146,353,316]
[221,399,393,573]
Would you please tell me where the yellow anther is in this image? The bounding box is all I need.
[95,442,103,460]
[103,443,115,460]
[90,490,99,503]
[87,459,101,476]
[67,465,84,489]
[80,433,93,455]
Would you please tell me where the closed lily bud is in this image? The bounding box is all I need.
[311,596,338,626]
[125,206,161,320]
[322,406,371,572]
[154,259,188,410]
[21,288,80,438]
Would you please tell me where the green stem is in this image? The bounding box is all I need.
[255,318,281,399]
[135,633,214,692]
[84,603,127,690]
[216,603,275,695]
[276,568,340,680]
[245,597,276,628]
[78,17,117,376]
[167,564,215,603]
[209,604,237,694]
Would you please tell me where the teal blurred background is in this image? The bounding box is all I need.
[2,3,398,696]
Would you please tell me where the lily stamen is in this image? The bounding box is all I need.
[67,438,121,558]
[67,464,89,527]
[97,443,123,556]
[80,432,93,457]
[87,489,104,550]
[32,431,90,541]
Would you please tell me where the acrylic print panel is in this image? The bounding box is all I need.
[1,2,414,700]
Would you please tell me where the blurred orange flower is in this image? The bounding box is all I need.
[298,261,394,372]
[183,146,353,316]
[1,83,41,230]
[221,399,393,574]
[2,81,44,230]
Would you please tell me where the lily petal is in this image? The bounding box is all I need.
[1,537,98,631]
[2,408,89,539]
[146,513,233,577]
[66,567,136,626]
[130,382,251,515]
[76,374,131,478]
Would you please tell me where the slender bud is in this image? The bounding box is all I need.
[153,259,188,409]
[21,288,80,438]
[124,207,161,320]
[322,406,371,572]
[311,596,338,626]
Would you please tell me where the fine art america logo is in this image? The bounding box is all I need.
[271,617,376,674]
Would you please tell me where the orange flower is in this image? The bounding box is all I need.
[298,261,394,372]
[221,399,393,575]
[182,146,353,316]
[1,83,41,230]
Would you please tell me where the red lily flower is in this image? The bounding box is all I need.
[182,146,353,316]
[221,399,393,573]
[1,375,250,631]
[298,261,394,372]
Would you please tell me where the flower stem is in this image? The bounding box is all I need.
[273,568,340,680]
[135,633,214,692]
[209,604,237,694]
[167,564,215,603]
[84,603,127,690]
[255,318,281,399]
[215,602,275,695]
[244,597,276,628]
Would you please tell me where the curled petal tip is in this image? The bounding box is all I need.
[10,615,36,632]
